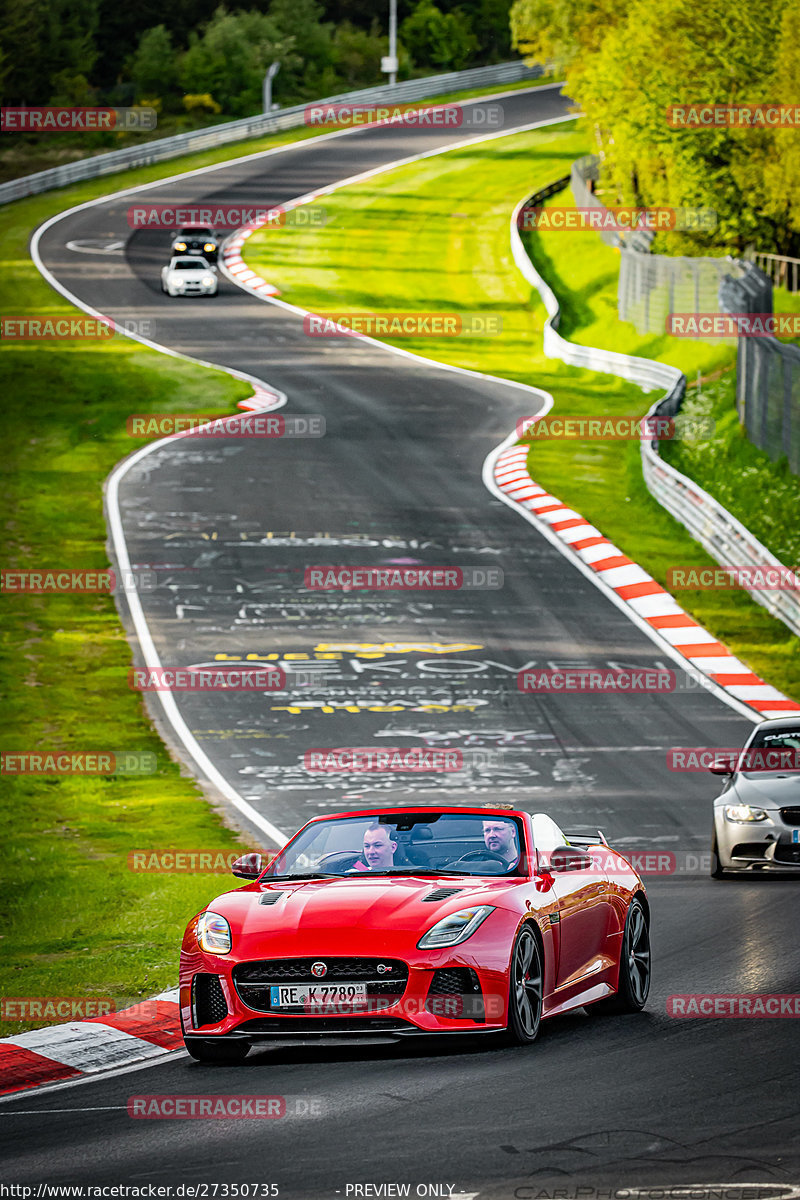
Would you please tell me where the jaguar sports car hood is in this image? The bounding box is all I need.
[731,771,800,804]
[208,876,513,944]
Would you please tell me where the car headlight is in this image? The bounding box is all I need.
[196,911,232,953]
[417,905,494,949]
[201,274,214,286]
[724,804,768,823]
[203,242,216,252]
[175,241,187,251]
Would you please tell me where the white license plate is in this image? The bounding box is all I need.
[793,830,799,844]
[269,982,368,1008]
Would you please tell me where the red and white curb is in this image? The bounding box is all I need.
[493,442,800,718]
[219,186,329,299]
[0,990,182,1097]
[222,227,281,298]
[235,379,284,413]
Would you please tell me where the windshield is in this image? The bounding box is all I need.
[743,727,800,771]
[264,812,527,879]
[172,260,207,270]
[178,228,212,237]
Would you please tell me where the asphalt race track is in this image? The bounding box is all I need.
[5,85,798,1195]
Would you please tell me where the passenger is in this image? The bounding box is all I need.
[349,823,398,871]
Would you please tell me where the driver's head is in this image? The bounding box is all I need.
[362,823,397,869]
[482,818,518,862]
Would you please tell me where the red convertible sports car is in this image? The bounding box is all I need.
[180,806,650,1061]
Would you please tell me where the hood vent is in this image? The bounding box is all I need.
[259,891,284,905]
[422,887,464,902]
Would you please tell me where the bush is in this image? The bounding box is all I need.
[182,93,222,115]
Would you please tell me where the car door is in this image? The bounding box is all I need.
[531,814,614,993]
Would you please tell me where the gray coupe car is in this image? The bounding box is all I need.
[711,717,800,876]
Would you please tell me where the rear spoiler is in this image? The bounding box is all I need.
[563,830,609,847]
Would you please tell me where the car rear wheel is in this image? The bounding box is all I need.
[184,1037,250,1063]
[505,925,543,1044]
[596,897,650,1013]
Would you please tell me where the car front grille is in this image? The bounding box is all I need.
[780,807,800,826]
[233,957,408,1014]
[192,973,229,1026]
[773,841,800,864]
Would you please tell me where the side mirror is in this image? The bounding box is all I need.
[231,852,263,880]
[709,757,734,776]
[548,845,592,873]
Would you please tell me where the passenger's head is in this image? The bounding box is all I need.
[362,823,397,869]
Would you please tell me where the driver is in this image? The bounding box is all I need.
[482,818,519,867]
[349,823,398,872]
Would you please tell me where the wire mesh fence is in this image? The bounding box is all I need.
[571,155,760,336]
[720,270,800,475]
[569,156,800,473]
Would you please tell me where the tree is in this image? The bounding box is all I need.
[0,0,99,104]
[267,0,334,97]
[762,0,800,248]
[400,0,478,70]
[332,21,385,88]
[178,7,298,115]
[129,26,177,101]
[512,0,793,254]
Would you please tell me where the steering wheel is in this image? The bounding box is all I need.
[316,850,361,871]
[448,849,510,869]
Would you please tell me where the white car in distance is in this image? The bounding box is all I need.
[161,256,218,297]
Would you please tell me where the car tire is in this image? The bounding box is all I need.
[594,897,651,1013]
[710,833,727,879]
[505,925,543,1044]
[183,1037,250,1063]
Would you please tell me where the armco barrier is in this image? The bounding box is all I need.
[0,61,546,206]
[512,173,800,638]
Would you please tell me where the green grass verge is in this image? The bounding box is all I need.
[243,125,799,701]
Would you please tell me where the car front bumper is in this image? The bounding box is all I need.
[179,950,511,1043]
[714,806,800,870]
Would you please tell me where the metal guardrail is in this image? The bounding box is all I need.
[641,396,800,636]
[0,61,546,206]
[513,171,800,637]
[511,180,684,396]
